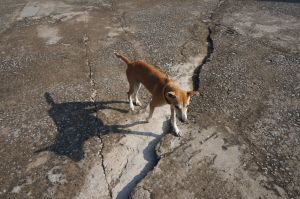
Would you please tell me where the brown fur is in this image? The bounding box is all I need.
[114,52,197,135]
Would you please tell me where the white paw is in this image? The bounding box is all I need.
[173,126,181,137]
[135,100,142,106]
[129,104,134,111]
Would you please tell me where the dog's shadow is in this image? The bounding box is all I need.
[37,92,158,161]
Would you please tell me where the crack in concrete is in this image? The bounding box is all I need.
[99,136,113,198]
[112,159,128,187]
[193,27,214,91]
[83,31,112,198]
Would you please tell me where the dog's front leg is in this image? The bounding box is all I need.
[170,105,181,136]
[146,103,155,122]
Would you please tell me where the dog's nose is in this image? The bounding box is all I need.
[179,117,188,123]
[182,114,188,123]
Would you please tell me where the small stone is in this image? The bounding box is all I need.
[11,186,22,193]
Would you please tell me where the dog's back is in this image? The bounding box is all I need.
[115,52,170,96]
[127,61,169,95]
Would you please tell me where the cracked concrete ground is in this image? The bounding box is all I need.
[0,0,299,199]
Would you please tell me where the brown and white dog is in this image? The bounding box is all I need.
[114,52,197,136]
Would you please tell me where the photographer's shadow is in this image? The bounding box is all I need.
[36,92,152,161]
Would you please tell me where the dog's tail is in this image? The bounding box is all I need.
[114,52,131,64]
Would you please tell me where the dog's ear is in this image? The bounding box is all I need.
[187,91,199,97]
[167,91,176,98]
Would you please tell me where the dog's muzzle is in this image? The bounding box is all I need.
[177,116,188,123]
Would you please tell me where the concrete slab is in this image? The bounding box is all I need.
[0,0,299,198]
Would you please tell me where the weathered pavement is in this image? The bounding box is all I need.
[0,0,299,199]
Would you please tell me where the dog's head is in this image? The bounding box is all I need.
[166,90,198,122]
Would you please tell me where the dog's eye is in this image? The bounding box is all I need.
[175,105,180,109]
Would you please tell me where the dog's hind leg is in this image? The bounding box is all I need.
[127,81,135,111]
[133,82,142,106]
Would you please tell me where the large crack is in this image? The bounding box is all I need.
[193,27,214,91]
[191,0,225,91]
[99,136,113,198]
[83,32,113,198]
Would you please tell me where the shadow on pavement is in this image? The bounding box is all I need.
[35,92,158,161]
